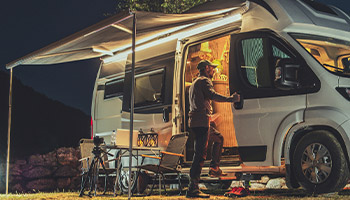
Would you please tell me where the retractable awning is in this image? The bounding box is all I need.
[6,0,247,69]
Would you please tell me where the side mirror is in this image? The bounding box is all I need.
[163,107,170,122]
[234,92,244,110]
[274,58,300,90]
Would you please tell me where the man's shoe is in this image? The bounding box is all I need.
[209,167,227,177]
[225,187,250,197]
[186,190,210,198]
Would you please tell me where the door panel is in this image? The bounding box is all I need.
[229,31,316,165]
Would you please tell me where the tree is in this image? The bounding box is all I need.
[117,0,207,14]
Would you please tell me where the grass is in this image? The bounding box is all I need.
[2,189,350,200]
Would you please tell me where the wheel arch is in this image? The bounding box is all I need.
[283,124,350,189]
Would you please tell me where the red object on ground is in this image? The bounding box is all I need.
[224,187,250,197]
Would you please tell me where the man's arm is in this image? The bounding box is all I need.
[202,78,240,103]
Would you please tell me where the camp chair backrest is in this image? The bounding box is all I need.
[161,133,188,168]
[79,139,94,171]
[79,139,110,170]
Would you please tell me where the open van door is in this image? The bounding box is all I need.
[229,30,319,166]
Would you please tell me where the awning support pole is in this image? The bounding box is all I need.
[128,12,136,200]
[6,68,13,195]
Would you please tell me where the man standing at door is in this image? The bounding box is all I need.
[186,60,240,198]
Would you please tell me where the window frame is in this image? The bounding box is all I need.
[229,30,320,99]
[133,68,166,108]
[122,52,175,114]
[104,78,124,100]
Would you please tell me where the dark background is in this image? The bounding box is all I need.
[0,0,118,161]
[0,0,349,159]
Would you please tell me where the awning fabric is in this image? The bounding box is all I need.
[6,0,246,69]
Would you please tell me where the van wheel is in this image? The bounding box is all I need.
[292,130,349,194]
[117,166,138,194]
[117,163,148,194]
[204,180,232,190]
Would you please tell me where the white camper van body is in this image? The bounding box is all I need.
[91,0,350,193]
[7,0,350,194]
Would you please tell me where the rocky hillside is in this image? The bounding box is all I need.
[0,70,91,193]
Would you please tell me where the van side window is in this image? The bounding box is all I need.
[240,37,293,89]
[104,79,124,99]
[272,45,290,59]
[134,68,165,107]
[241,38,272,88]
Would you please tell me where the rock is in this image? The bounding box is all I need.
[21,164,34,171]
[29,152,57,166]
[42,151,58,166]
[15,160,27,165]
[26,179,56,191]
[57,178,71,189]
[54,165,79,177]
[198,183,207,190]
[28,155,45,166]
[9,164,22,176]
[11,183,26,193]
[260,176,270,184]
[70,176,82,190]
[250,182,266,190]
[22,166,52,179]
[9,175,23,184]
[266,178,286,189]
[57,147,79,166]
[230,181,242,188]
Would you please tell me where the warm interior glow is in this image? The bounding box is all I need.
[184,34,237,147]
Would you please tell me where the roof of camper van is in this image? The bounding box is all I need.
[5,0,247,69]
[6,0,350,69]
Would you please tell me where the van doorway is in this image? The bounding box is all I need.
[182,34,240,166]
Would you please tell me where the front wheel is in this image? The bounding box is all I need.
[293,130,349,194]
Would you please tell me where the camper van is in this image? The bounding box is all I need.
[7,0,350,195]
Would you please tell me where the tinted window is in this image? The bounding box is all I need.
[241,38,265,87]
[240,37,294,89]
[134,69,165,107]
[104,79,124,99]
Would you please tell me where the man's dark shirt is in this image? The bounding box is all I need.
[188,76,237,128]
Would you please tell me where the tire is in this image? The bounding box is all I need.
[204,180,232,190]
[117,163,148,194]
[117,164,138,194]
[292,130,349,194]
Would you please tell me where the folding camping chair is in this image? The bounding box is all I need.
[79,138,116,196]
[137,133,188,195]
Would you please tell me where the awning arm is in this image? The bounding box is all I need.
[111,24,133,34]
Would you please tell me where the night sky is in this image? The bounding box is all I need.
[1,0,350,115]
[0,0,117,114]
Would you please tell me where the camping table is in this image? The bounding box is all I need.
[103,144,163,196]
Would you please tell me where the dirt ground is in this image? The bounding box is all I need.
[2,189,350,200]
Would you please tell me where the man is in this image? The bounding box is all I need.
[207,119,225,177]
[186,60,240,198]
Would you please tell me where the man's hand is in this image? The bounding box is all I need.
[230,92,240,103]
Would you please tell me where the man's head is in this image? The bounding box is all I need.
[197,60,218,79]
